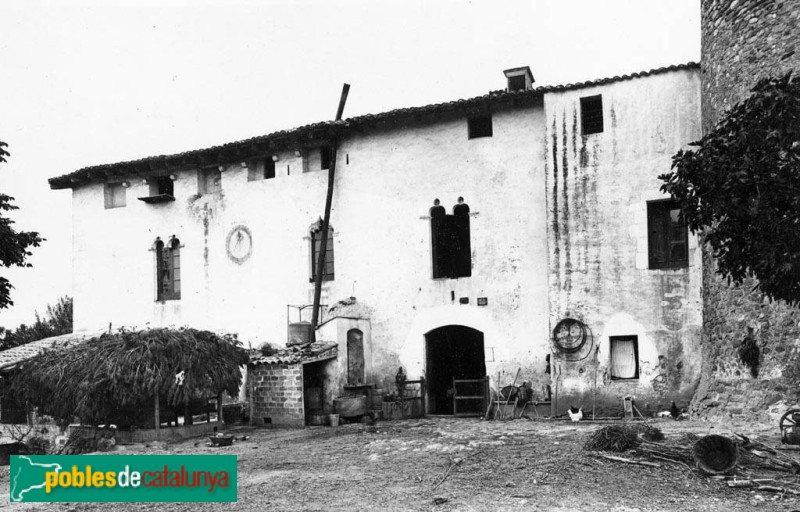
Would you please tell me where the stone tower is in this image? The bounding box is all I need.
[692,0,800,422]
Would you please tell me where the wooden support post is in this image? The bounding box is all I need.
[217,391,224,426]
[249,366,255,426]
[311,83,350,337]
[154,394,160,440]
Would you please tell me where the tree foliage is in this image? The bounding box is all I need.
[8,327,249,428]
[0,140,44,309]
[660,72,800,304]
[0,296,73,350]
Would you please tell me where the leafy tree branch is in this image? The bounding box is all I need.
[660,72,800,304]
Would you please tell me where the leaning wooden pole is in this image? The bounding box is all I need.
[311,83,350,338]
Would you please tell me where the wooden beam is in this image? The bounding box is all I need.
[154,394,161,441]
[311,83,350,334]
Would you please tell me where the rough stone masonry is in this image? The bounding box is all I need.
[691,0,800,423]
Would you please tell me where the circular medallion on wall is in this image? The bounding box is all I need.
[226,225,253,264]
[552,318,587,354]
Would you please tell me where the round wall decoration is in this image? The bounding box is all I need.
[552,318,587,354]
[226,225,253,264]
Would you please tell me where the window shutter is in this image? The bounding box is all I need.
[430,205,447,278]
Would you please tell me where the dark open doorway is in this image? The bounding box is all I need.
[425,325,486,415]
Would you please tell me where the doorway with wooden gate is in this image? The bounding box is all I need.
[425,325,486,415]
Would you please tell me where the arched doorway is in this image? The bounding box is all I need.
[425,325,485,415]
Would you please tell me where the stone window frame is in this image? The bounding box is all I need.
[609,335,640,380]
[307,221,335,282]
[152,236,182,301]
[647,199,689,270]
[429,197,472,279]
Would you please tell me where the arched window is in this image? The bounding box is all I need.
[155,237,181,301]
[309,221,334,282]
[347,329,364,385]
[430,198,471,279]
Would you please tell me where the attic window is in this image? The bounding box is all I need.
[580,95,603,135]
[320,146,332,170]
[156,176,174,196]
[508,75,527,92]
[138,176,176,204]
[467,115,493,139]
[247,158,276,181]
[104,182,127,209]
[198,168,221,194]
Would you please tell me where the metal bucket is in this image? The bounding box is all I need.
[288,322,313,346]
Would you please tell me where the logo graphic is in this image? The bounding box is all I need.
[10,455,236,503]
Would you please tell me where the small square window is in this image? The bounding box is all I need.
[155,176,174,196]
[647,200,689,269]
[610,336,639,379]
[247,159,276,181]
[265,158,276,179]
[198,168,221,194]
[580,95,603,135]
[104,182,126,209]
[467,115,493,139]
[507,75,527,92]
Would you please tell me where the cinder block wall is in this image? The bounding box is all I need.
[249,363,304,427]
[693,0,800,423]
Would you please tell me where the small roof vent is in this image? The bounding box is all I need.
[504,66,534,92]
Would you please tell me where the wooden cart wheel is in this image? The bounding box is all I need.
[779,409,800,444]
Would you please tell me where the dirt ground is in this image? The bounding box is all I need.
[2,416,800,511]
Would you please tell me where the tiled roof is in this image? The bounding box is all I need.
[0,330,104,371]
[250,342,338,366]
[49,62,699,190]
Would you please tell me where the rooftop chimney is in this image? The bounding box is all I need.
[504,66,534,92]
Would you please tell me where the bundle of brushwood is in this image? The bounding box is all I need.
[584,425,800,493]
[583,424,664,452]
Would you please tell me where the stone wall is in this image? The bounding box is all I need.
[702,0,800,133]
[249,363,304,427]
[693,0,800,422]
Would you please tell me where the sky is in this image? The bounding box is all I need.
[0,0,700,328]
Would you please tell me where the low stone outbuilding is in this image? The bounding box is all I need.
[248,342,338,427]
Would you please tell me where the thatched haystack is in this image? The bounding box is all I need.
[7,328,248,428]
